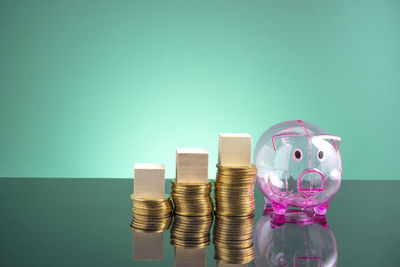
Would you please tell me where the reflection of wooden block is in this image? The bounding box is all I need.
[217,263,248,267]
[219,133,252,166]
[174,247,206,267]
[134,163,165,198]
[176,148,208,183]
[133,231,164,260]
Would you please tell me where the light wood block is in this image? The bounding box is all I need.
[176,148,208,183]
[134,163,165,198]
[174,247,206,267]
[218,133,252,166]
[133,231,164,260]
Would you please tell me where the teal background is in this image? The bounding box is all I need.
[0,0,399,179]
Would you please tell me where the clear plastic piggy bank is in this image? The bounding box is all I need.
[253,211,338,267]
[254,120,342,215]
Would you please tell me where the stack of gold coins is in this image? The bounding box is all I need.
[214,164,257,216]
[130,194,173,232]
[170,180,214,247]
[213,214,255,264]
[171,181,213,216]
[213,164,257,264]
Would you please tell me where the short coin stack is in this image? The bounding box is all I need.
[170,181,214,248]
[130,194,173,232]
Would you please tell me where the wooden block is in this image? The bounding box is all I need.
[176,148,208,183]
[134,163,165,198]
[133,231,164,260]
[174,247,206,267]
[218,133,252,166]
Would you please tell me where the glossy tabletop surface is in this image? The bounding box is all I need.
[0,178,399,266]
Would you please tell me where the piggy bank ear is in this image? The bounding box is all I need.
[272,133,304,151]
[314,135,341,151]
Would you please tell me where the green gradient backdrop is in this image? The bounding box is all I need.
[0,0,399,179]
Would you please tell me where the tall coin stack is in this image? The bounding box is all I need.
[214,164,257,216]
[131,164,173,233]
[170,149,213,249]
[213,134,256,264]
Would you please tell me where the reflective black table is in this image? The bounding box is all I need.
[0,179,399,266]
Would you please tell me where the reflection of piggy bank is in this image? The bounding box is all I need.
[254,120,342,215]
[253,212,338,267]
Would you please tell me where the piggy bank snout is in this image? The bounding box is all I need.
[298,169,326,196]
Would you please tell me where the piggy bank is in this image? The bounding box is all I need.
[254,120,342,215]
[253,211,338,267]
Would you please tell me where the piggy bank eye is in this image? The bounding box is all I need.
[292,148,303,162]
[318,150,324,161]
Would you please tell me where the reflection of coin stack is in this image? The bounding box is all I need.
[214,215,255,264]
[213,134,256,264]
[171,149,213,266]
[131,164,172,260]
[171,214,213,248]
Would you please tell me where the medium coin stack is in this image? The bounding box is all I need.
[170,180,214,247]
[171,181,213,216]
[213,214,255,264]
[214,164,257,216]
[130,194,173,232]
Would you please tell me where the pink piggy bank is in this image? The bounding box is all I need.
[254,120,342,215]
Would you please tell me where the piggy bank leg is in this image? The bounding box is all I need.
[313,202,330,215]
[263,198,274,215]
[272,201,287,215]
[264,197,273,210]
